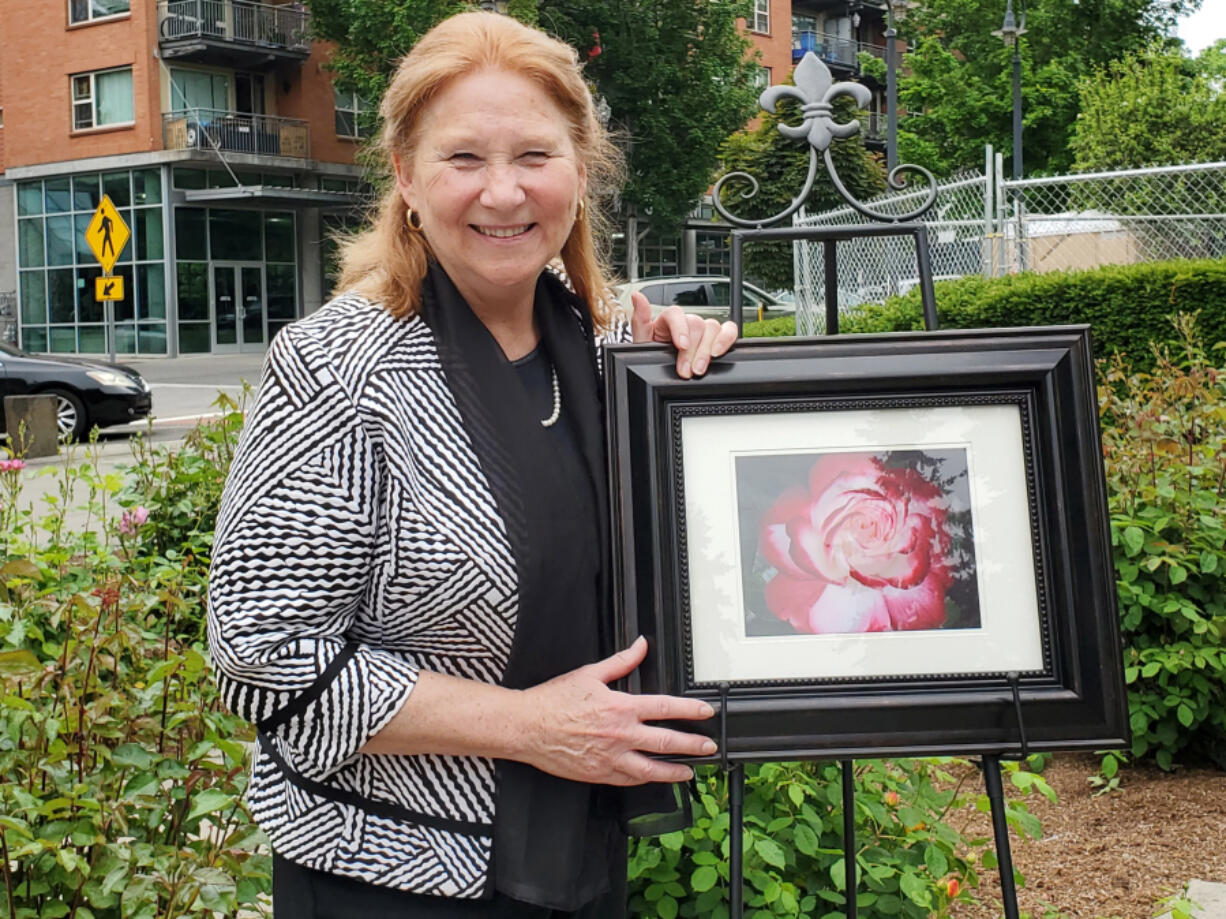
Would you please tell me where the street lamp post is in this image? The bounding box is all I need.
[885,0,905,172]
[993,0,1027,180]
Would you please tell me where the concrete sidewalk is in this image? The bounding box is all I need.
[1164,881,1226,919]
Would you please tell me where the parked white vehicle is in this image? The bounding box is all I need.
[613,275,795,323]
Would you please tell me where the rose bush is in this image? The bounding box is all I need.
[759,454,955,634]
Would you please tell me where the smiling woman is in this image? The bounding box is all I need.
[206,10,738,919]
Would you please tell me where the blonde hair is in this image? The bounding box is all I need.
[335,12,623,330]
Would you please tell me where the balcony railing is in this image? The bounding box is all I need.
[163,109,310,159]
[157,0,309,54]
[792,30,886,68]
[858,111,886,141]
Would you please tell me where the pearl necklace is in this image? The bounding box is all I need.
[541,367,562,428]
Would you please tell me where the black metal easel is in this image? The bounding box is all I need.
[709,50,1032,918]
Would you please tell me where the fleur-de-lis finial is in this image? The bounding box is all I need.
[713,52,937,228]
[760,54,871,154]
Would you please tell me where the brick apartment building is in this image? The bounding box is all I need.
[0,0,367,356]
[0,0,897,356]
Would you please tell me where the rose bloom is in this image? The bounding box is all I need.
[759,454,953,634]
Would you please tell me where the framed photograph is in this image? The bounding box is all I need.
[605,326,1129,761]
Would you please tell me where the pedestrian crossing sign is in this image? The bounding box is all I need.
[85,194,130,275]
[95,275,124,302]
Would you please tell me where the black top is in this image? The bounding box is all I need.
[493,345,623,911]
[417,264,686,914]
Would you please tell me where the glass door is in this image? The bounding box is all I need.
[212,262,266,352]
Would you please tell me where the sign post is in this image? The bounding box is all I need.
[85,194,130,364]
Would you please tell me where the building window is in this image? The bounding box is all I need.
[334,88,369,139]
[71,67,134,130]
[752,0,770,34]
[752,66,771,92]
[15,169,165,355]
[68,0,129,25]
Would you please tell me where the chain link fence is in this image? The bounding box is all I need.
[792,151,1226,334]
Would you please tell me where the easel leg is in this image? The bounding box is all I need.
[981,754,1020,919]
[729,762,744,917]
[841,760,857,919]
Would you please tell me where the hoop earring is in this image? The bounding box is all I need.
[405,207,423,232]
[576,199,586,221]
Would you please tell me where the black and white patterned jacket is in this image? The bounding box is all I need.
[207,268,631,898]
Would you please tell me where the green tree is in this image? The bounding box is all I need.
[306,0,468,132]
[537,0,760,261]
[718,94,886,290]
[894,0,1202,177]
[1071,45,1226,171]
[1192,38,1226,89]
[308,0,760,269]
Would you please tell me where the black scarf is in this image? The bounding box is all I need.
[419,263,686,911]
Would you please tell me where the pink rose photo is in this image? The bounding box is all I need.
[735,449,982,637]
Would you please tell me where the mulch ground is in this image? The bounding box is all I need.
[950,753,1226,919]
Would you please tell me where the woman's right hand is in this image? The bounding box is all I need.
[518,636,717,786]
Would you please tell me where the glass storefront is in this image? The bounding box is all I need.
[175,206,297,353]
[16,169,166,354]
[12,168,300,356]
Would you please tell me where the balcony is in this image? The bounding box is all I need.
[858,111,886,145]
[163,109,310,159]
[792,30,886,70]
[157,0,309,68]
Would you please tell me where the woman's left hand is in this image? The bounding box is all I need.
[630,292,739,379]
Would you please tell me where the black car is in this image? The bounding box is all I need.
[0,342,152,441]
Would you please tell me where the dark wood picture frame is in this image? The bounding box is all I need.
[605,325,1129,762]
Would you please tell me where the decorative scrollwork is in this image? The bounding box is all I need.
[712,52,938,228]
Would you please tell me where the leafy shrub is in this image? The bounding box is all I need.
[0,436,269,918]
[628,758,1052,919]
[743,315,799,338]
[123,390,247,564]
[840,259,1226,372]
[1099,314,1226,769]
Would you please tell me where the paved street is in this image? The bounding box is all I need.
[115,352,267,430]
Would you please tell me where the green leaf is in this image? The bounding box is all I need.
[875,893,902,915]
[1200,550,1218,573]
[0,649,42,678]
[0,560,41,580]
[899,871,932,908]
[1169,564,1188,584]
[1122,526,1145,556]
[657,893,679,919]
[924,845,948,878]
[660,831,685,852]
[787,783,805,808]
[187,788,234,822]
[111,743,156,770]
[1177,703,1195,727]
[753,837,787,869]
[830,858,846,891]
[793,824,819,857]
[691,865,719,893]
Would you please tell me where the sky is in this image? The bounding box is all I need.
[1176,4,1226,54]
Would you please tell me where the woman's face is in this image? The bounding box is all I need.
[394,68,586,313]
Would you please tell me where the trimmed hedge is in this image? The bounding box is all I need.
[744,259,1226,364]
[841,259,1226,367]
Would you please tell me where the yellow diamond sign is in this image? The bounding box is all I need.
[85,194,130,275]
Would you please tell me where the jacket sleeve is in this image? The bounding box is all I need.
[207,324,418,780]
